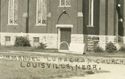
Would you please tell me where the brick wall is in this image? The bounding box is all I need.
[1,0,27,33]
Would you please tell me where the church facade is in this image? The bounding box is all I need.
[0,0,125,51]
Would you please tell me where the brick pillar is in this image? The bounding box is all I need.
[99,0,106,35]
[106,0,116,43]
[98,0,106,50]
[107,0,115,35]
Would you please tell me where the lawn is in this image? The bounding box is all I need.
[0,58,101,79]
[1,46,125,58]
[0,46,109,79]
[0,46,58,53]
[85,52,125,58]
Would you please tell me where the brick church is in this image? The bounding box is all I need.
[0,0,125,52]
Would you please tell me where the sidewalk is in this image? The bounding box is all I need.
[61,64,125,79]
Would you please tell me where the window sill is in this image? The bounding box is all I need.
[35,24,47,27]
[7,24,18,26]
[58,5,71,7]
[87,25,94,27]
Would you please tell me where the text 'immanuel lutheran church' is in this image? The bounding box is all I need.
[0,0,125,52]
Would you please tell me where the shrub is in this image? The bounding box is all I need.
[14,37,31,47]
[106,42,117,53]
[37,42,47,49]
[94,46,104,53]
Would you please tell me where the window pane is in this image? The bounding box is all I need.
[59,0,71,7]
[5,36,11,42]
[8,0,18,25]
[33,37,39,42]
[65,0,71,6]
[61,0,65,6]
[36,0,47,25]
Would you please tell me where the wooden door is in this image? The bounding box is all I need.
[60,28,71,50]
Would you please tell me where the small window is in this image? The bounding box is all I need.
[5,36,11,42]
[33,37,39,43]
[59,0,71,7]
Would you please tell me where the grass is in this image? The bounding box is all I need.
[85,51,125,58]
[0,46,58,53]
[0,46,109,79]
[0,59,100,79]
[1,46,125,58]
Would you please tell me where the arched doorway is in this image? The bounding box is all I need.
[59,28,71,50]
[56,10,73,51]
[56,25,73,51]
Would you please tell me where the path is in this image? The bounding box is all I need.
[61,64,125,79]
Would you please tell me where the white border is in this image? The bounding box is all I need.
[56,24,73,28]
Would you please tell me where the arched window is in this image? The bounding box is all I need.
[8,0,18,25]
[36,0,47,26]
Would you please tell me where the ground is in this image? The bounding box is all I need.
[1,46,125,57]
[0,60,89,79]
[61,64,125,79]
[0,46,99,79]
[0,46,125,79]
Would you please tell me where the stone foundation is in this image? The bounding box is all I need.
[99,35,116,50]
[69,34,84,54]
[0,32,125,51]
[0,33,84,53]
[71,34,84,44]
[123,37,125,44]
[98,35,107,50]
[85,35,117,50]
[0,33,58,49]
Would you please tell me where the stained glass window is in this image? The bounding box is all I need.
[8,0,18,25]
[36,0,47,25]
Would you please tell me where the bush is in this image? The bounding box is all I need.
[37,42,47,49]
[14,37,31,47]
[106,42,117,53]
[94,46,104,53]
